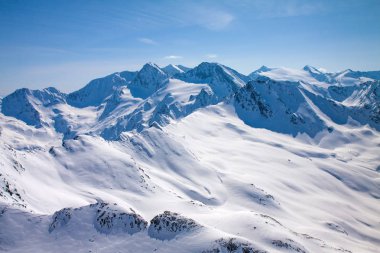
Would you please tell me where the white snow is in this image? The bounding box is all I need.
[0,62,379,253]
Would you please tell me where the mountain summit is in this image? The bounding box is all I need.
[248,65,272,79]
[128,62,169,98]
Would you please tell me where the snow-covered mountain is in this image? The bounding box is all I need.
[303,65,334,83]
[67,71,137,108]
[1,62,380,253]
[162,64,190,76]
[234,76,326,137]
[248,65,273,80]
[251,64,380,87]
[128,62,169,99]
[343,70,380,80]
[2,87,66,127]
[176,62,250,98]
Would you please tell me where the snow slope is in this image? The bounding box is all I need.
[162,64,189,76]
[0,62,379,253]
[250,65,380,87]
[248,65,273,80]
[176,62,250,99]
[67,71,137,108]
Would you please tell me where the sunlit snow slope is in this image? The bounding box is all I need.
[0,62,379,253]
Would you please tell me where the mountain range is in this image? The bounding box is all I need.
[0,62,379,253]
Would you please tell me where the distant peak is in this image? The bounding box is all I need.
[194,62,225,72]
[43,87,62,94]
[176,65,191,72]
[14,87,31,94]
[248,65,272,79]
[198,61,220,67]
[337,69,353,76]
[257,65,271,72]
[303,65,319,72]
[143,62,160,68]
[163,64,180,70]
[140,62,166,75]
[162,64,185,76]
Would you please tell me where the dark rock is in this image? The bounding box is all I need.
[49,208,72,233]
[92,202,148,235]
[148,211,200,240]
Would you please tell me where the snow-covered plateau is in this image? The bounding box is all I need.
[0,62,379,253]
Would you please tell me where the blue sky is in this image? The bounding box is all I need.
[0,0,380,95]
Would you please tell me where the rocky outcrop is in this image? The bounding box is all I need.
[148,211,201,240]
[49,208,72,233]
[93,202,148,235]
[203,238,267,253]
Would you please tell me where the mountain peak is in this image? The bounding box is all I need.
[67,72,133,108]
[162,64,185,76]
[176,62,248,98]
[138,62,168,78]
[248,65,272,79]
[340,69,353,75]
[257,65,271,72]
[1,86,66,127]
[303,65,322,74]
[128,63,168,98]
[197,61,222,69]
[142,62,166,75]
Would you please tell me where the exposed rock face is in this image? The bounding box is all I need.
[148,211,201,240]
[234,76,325,137]
[248,184,278,207]
[1,87,66,127]
[272,239,307,253]
[49,208,72,233]
[309,80,380,130]
[93,202,148,234]
[48,202,147,235]
[128,63,168,98]
[203,238,267,253]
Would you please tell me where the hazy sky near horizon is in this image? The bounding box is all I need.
[0,0,380,96]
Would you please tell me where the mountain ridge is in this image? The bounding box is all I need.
[1,62,380,139]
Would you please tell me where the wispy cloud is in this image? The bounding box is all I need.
[206,54,218,59]
[251,0,325,18]
[164,55,183,59]
[190,7,234,30]
[140,3,234,31]
[138,37,157,45]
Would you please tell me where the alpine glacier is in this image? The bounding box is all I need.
[0,63,379,253]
